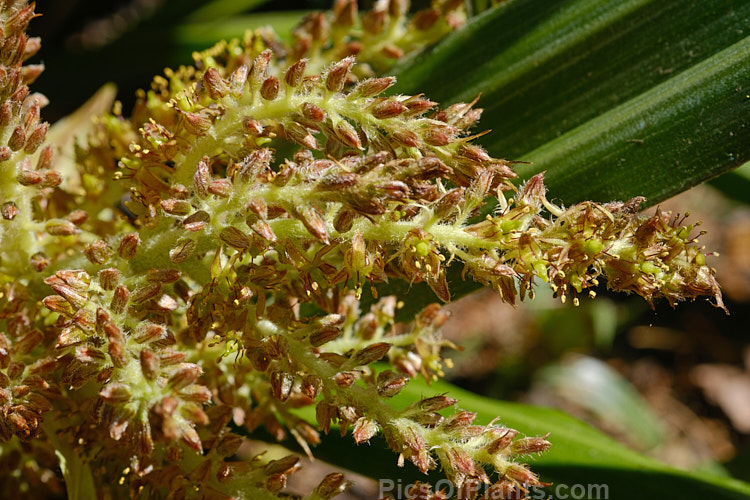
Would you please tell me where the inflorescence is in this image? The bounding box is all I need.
[0,1,724,498]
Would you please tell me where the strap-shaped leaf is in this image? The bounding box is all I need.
[390,0,750,205]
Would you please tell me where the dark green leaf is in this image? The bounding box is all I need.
[390,0,750,205]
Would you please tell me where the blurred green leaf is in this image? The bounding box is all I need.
[184,0,271,22]
[303,375,750,499]
[175,12,307,49]
[536,355,666,449]
[390,0,750,205]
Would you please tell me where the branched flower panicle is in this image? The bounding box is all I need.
[0,1,727,499]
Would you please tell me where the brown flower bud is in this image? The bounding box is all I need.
[43,295,72,315]
[309,326,342,347]
[381,44,405,59]
[36,145,53,169]
[333,0,357,26]
[302,374,322,399]
[352,417,378,444]
[216,433,244,458]
[220,226,251,250]
[17,168,41,186]
[183,210,210,232]
[260,76,280,100]
[510,434,551,456]
[133,322,167,345]
[285,59,307,87]
[265,473,286,493]
[334,371,356,387]
[167,364,203,390]
[41,170,62,188]
[8,125,25,151]
[353,342,391,365]
[441,410,477,433]
[238,149,272,183]
[249,49,272,87]
[371,99,407,119]
[413,8,440,30]
[216,463,233,483]
[229,64,248,94]
[377,370,408,397]
[295,205,329,243]
[98,268,120,290]
[316,402,336,434]
[6,5,37,36]
[170,238,197,263]
[15,329,43,355]
[84,240,113,265]
[362,9,386,35]
[487,428,518,455]
[270,371,295,402]
[419,395,458,412]
[24,122,47,154]
[106,333,127,369]
[333,209,356,233]
[404,98,437,117]
[0,103,11,126]
[249,220,276,243]
[179,384,212,404]
[193,157,210,199]
[118,232,139,260]
[109,285,129,314]
[325,57,354,93]
[144,269,180,285]
[314,473,349,499]
[334,120,361,149]
[285,122,319,149]
[131,283,161,304]
[243,117,264,135]
[99,383,132,403]
[182,111,212,134]
[160,198,192,216]
[140,349,161,380]
[45,219,80,236]
[393,129,421,148]
[301,102,326,122]
[203,67,229,99]
[208,178,233,197]
[65,209,88,226]
[353,77,396,97]
[264,455,300,476]
[30,252,49,271]
[504,464,542,486]
[10,81,27,103]
[2,201,18,220]
[423,124,457,146]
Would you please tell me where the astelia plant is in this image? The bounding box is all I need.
[0,0,747,499]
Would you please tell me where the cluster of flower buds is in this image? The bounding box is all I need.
[0,0,56,277]
[0,0,727,499]
[458,173,725,310]
[39,264,214,466]
[291,0,466,75]
[386,401,551,491]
